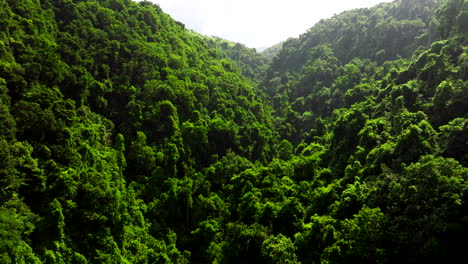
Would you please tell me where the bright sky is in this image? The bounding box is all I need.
[148,0,393,49]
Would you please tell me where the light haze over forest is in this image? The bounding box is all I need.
[151,0,393,48]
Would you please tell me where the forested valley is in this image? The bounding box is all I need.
[0,0,467,263]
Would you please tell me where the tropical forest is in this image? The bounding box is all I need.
[0,0,467,263]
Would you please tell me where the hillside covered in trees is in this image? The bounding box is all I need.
[0,0,467,263]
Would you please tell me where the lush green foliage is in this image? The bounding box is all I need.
[0,0,466,263]
[206,37,270,83]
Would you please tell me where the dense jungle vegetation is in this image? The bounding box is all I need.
[0,0,467,263]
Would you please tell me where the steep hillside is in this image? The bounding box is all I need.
[262,0,466,142]
[205,37,270,83]
[0,0,276,262]
[266,0,442,79]
[0,0,467,263]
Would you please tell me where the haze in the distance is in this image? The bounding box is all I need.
[149,0,393,49]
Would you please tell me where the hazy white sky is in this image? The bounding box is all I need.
[149,0,393,48]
